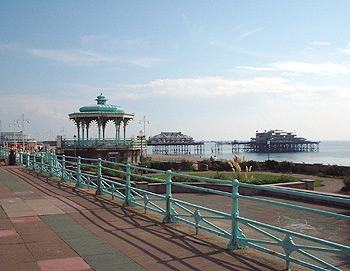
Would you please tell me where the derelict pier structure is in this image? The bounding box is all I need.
[148,132,204,156]
[213,130,320,154]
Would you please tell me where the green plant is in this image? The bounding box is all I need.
[227,155,254,182]
[212,171,225,180]
[314,179,325,188]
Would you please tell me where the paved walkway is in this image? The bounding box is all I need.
[0,166,308,270]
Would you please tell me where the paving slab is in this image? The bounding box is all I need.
[24,199,64,215]
[26,240,79,260]
[0,169,28,192]
[42,213,145,270]
[84,253,144,271]
[37,257,91,271]
[1,197,37,218]
[0,243,36,264]
[65,237,116,256]
[10,215,41,223]
[1,260,41,271]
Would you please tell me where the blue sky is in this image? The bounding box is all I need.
[1,1,350,140]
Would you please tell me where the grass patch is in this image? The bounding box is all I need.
[145,171,301,185]
[314,179,325,188]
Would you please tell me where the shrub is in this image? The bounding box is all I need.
[341,176,350,192]
[322,165,344,177]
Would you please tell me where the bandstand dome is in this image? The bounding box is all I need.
[79,94,125,114]
[68,94,134,142]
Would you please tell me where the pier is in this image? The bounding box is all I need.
[212,130,320,154]
[148,132,204,155]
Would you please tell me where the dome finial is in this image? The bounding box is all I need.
[96,93,108,105]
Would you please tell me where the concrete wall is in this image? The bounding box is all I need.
[60,148,141,163]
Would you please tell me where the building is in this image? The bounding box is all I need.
[0,131,37,151]
[247,130,320,153]
[148,132,204,155]
[220,130,320,154]
[58,94,144,162]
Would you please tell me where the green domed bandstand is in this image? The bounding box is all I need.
[59,94,144,162]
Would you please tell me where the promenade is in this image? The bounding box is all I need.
[0,166,289,271]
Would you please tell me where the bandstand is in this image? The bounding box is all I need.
[58,94,144,162]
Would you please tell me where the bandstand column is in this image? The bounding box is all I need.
[118,126,121,142]
[123,120,127,144]
[76,122,81,141]
[115,124,120,142]
[86,123,89,140]
[102,124,106,140]
[114,119,121,143]
[81,123,85,141]
[97,121,101,140]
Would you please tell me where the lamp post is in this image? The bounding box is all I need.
[139,115,150,139]
[138,130,145,162]
[16,114,30,152]
[267,140,271,161]
[9,121,19,150]
[139,115,150,157]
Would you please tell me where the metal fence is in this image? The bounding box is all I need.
[1,146,349,271]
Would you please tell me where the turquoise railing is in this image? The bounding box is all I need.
[61,138,145,149]
[1,146,349,271]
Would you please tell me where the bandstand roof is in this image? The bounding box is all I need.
[69,94,134,121]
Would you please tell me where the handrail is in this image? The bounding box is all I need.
[1,146,348,271]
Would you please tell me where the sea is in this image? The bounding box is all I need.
[148,141,350,167]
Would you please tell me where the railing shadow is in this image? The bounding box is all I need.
[7,167,283,271]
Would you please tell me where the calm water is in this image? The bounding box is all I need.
[149,141,350,166]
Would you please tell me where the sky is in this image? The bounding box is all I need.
[0,0,350,141]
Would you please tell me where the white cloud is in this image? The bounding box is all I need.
[238,61,350,76]
[127,57,164,68]
[118,76,348,98]
[28,48,163,67]
[80,35,150,50]
[309,41,331,46]
[237,28,262,41]
[337,42,350,55]
[29,49,114,64]
[0,43,164,68]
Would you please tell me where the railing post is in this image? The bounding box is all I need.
[123,163,134,206]
[49,152,54,177]
[61,155,66,181]
[96,158,103,195]
[19,151,23,165]
[25,152,30,168]
[163,170,176,223]
[31,153,35,170]
[39,153,44,173]
[75,156,82,188]
[228,179,246,250]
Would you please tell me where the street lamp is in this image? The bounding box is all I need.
[9,121,20,150]
[16,114,30,152]
[138,115,150,139]
[138,130,146,162]
[139,116,150,158]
